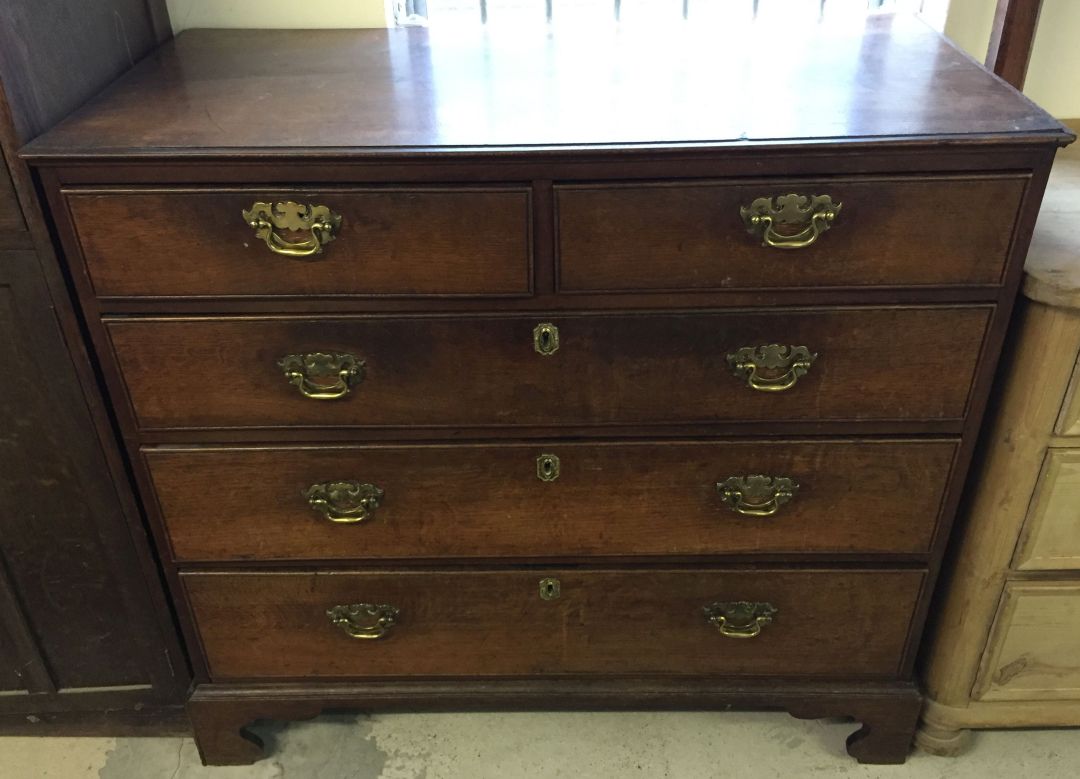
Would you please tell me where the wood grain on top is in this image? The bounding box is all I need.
[21,15,1070,158]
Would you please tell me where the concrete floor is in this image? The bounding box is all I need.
[2,712,1079,778]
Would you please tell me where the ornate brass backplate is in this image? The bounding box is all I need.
[305,481,384,524]
[716,475,799,518]
[739,194,841,249]
[726,344,817,392]
[326,603,399,640]
[703,601,778,639]
[242,201,342,258]
[278,352,365,400]
[536,454,561,482]
[533,322,560,356]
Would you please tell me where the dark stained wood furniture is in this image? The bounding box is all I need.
[986,0,1044,88]
[0,0,189,733]
[22,15,1073,763]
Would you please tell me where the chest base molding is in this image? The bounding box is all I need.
[188,679,921,766]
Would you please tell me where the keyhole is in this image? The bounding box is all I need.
[533,323,560,356]
[537,454,560,482]
[539,577,561,601]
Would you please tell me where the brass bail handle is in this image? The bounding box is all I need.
[305,481,384,523]
[716,475,799,518]
[703,601,777,639]
[279,352,365,400]
[326,603,399,640]
[726,344,817,392]
[243,201,342,258]
[740,194,841,250]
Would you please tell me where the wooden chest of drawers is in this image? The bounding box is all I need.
[23,18,1071,765]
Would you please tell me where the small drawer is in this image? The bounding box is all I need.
[182,568,923,681]
[1015,449,1080,570]
[974,581,1080,701]
[107,306,990,432]
[556,175,1025,292]
[64,187,532,297]
[147,439,957,562]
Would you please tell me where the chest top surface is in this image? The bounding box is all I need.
[21,14,1071,160]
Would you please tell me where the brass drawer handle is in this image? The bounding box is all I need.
[727,344,817,392]
[740,194,841,250]
[305,481,384,524]
[716,475,799,518]
[242,201,342,258]
[533,322,560,356]
[327,603,399,640]
[279,352,365,400]
[703,601,777,639]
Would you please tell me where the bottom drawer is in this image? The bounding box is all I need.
[975,581,1080,701]
[183,568,924,681]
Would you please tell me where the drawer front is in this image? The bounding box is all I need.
[183,568,923,680]
[557,176,1025,292]
[108,307,990,431]
[1015,449,1080,570]
[149,440,956,562]
[1056,352,1080,437]
[974,582,1080,701]
[66,188,532,297]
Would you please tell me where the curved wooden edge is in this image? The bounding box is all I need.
[187,680,922,767]
[789,687,922,765]
[921,695,1080,734]
[1023,271,1080,310]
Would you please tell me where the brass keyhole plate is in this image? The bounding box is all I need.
[537,454,561,482]
[539,577,561,601]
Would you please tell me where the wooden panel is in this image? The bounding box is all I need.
[20,19,1067,159]
[1056,351,1080,436]
[986,0,1044,89]
[1015,449,1080,570]
[107,307,991,432]
[0,250,165,691]
[182,568,924,681]
[66,188,532,298]
[0,159,25,234]
[0,1,164,143]
[148,439,957,562]
[974,581,1080,701]
[557,177,1025,292]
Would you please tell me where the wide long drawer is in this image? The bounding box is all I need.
[182,568,924,680]
[65,187,532,297]
[148,439,957,562]
[107,307,991,431]
[556,175,1026,292]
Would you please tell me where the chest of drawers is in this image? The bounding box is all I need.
[22,18,1072,765]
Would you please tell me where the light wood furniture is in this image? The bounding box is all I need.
[21,17,1071,765]
[917,146,1080,754]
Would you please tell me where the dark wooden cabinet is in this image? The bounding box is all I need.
[0,0,188,733]
[0,249,185,724]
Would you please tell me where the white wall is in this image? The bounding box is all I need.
[945,0,1080,119]
[166,0,389,33]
